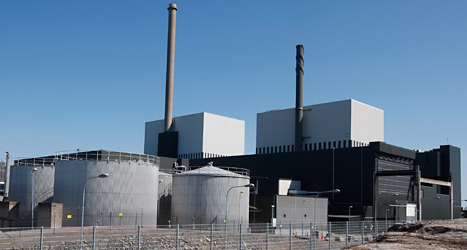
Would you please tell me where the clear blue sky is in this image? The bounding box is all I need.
[1,1,466,204]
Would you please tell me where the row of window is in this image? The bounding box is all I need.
[178,152,227,160]
[256,140,369,154]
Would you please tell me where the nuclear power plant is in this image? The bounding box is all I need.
[1,3,461,230]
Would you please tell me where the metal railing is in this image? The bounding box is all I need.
[187,166,250,176]
[13,150,160,167]
[0,221,400,250]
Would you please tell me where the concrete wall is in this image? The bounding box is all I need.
[0,201,20,227]
[256,99,384,153]
[144,118,165,157]
[145,112,245,159]
[351,100,384,144]
[203,113,245,156]
[37,202,63,228]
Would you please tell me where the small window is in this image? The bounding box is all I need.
[304,214,307,217]
[275,146,278,153]
[283,214,287,218]
[338,141,341,148]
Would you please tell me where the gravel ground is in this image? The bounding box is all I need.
[344,219,467,250]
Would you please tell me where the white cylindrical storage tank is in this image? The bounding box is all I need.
[53,152,159,227]
[158,171,172,225]
[171,166,251,226]
[9,163,55,227]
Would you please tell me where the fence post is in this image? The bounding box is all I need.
[210,224,214,250]
[138,225,141,250]
[361,221,364,244]
[309,223,312,250]
[92,226,96,250]
[346,221,349,246]
[225,221,227,250]
[40,226,43,250]
[239,223,242,250]
[266,223,269,250]
[375,219,378,239]
[176,224,180,250]
[289,223,292,250]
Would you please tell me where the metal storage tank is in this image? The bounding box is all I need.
[171,165,251,226]
[158,171,172,225]
[9,160,55,227]
[53,150,159,227]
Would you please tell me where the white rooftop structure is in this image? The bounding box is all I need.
[256,99,384,153]
[145,112,245,159]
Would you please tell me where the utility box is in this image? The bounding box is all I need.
[395,200,416,222]
[37,202,63,228]
[0,201,20,227]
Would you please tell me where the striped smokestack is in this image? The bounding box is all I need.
[295,45,304,152]
[164,3,178,132]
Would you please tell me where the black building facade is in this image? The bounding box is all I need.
[188,142,461,222]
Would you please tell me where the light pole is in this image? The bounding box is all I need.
[302,199,307,235]
[271,205,275,222]
[225,183,254,250]
[311,189,340,250]
[31,168,38,229]
[80,173,109,250]
[420,196,440,221]
[239,191,244,226]
[374,192,398,237]
[348,206,353,222]
[332,147,335,202]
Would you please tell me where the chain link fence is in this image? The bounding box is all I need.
[0,221,398,249]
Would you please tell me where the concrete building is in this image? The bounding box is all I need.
[145,112,245,159]
[256,99,384,154]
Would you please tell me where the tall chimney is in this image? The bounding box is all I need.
[164,3,178,132]
[295,45,304,152]
[4,152,11,201]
